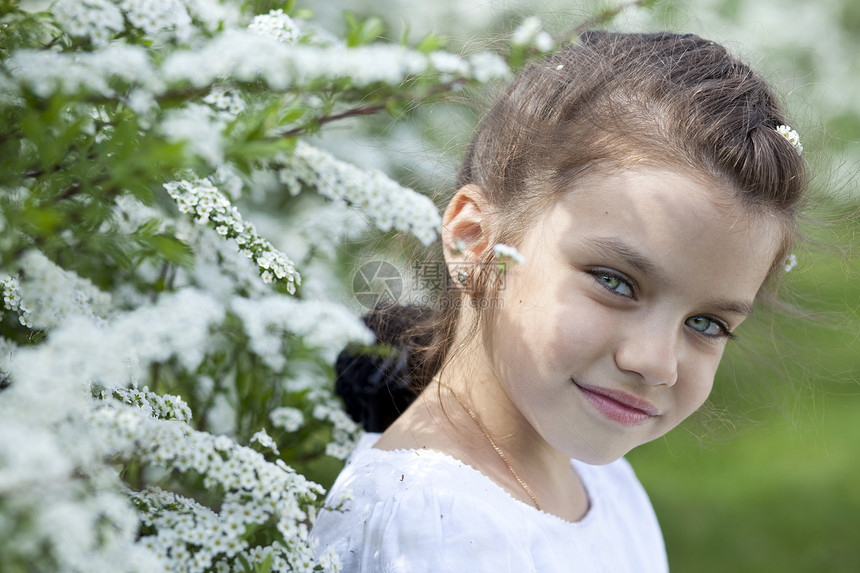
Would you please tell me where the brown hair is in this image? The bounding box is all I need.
[337,31,808,428]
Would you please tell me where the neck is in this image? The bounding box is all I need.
[426,353,572,481]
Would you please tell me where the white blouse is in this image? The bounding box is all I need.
[311,433,668,572]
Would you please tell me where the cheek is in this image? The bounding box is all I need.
[518,297,615,375]
[675,361,719,419]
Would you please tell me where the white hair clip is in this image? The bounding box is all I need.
[776,125,803,156]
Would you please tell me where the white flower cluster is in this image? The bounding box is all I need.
[160,103,227,165]
[7,43,163,99]
[183,0,241,33]
[159,29,510,91]
[295,201,369,261]
[250,427,280,455]
[119,0,194,43]
[52,0,125,47]
[202,86,246,120]
[467,51,512,83]
[428,50,471,80]
[164,175,301,292]
[248,9,300,44]
[1,275,29,327]
[5,16,511,109]
[0,289,227,572]
[511,16,555,52]
[230,295,374,371]
[160,30,425,90]
[6,250,113,330]
[178,223,269,302]
[9,290,223,415]
[114,386,193,423]
[91,404,333,572]
[51,0,201,45]
[312,402,363,460]
[270,406,304,432]
[776,124,803,156]
[280,141,442,245]
[132,486,328,572]
[0,452,160,573]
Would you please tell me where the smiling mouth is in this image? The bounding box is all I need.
[572,379,658,426]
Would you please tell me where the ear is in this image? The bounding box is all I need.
[442,184,491,283]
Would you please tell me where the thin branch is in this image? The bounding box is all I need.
[276,77,468,140]
[279,103,385,138]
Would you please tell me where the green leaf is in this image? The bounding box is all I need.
[254,552,273,573]
[21,205,63,234]
[414,31,446,53]
[140,234,195,267]
[344,12,385,47]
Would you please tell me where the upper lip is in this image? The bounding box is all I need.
[573,380,659,416]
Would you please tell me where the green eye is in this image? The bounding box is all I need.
[685,316,727,337]
[594,271,634,297]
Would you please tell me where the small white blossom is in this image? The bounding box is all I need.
[231,295,373,371]
[776,124,803,156]
[283,141,442,245]
[511,17,555,53]
[250,428,280,455]
[8,44,163,99]
[493,243,525,264]
[512,16,541,46]
[52,0,125,47]
[248,9,300,44]
[203,86,246,119]
[468,51,512,83]
[312,402,363,460]
[164,175,300,292]
[783,253,798,272]
[270,407,304,432]
[317,545,343,573]
[6,250,112,330]
[114,387,193,423]
[119,0,194,43]
[429,51,470,79]
[125,89,159,120]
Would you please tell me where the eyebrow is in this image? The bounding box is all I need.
[581,236,755,317]
[582,236,666,280]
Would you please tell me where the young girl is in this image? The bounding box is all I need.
[311,31,806,571]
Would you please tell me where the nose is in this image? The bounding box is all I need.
[614,321,679,387]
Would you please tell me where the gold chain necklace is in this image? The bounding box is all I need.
[440,383,542,511]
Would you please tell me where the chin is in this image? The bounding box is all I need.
[558,440,634,466]
[571,450,627,466]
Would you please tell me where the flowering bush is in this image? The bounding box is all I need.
[0,0,575,571]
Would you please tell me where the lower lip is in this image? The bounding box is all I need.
[575,383,654,426]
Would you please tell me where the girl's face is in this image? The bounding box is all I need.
[481,165,783,464]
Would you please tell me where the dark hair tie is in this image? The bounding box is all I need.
[334,306,428,432]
